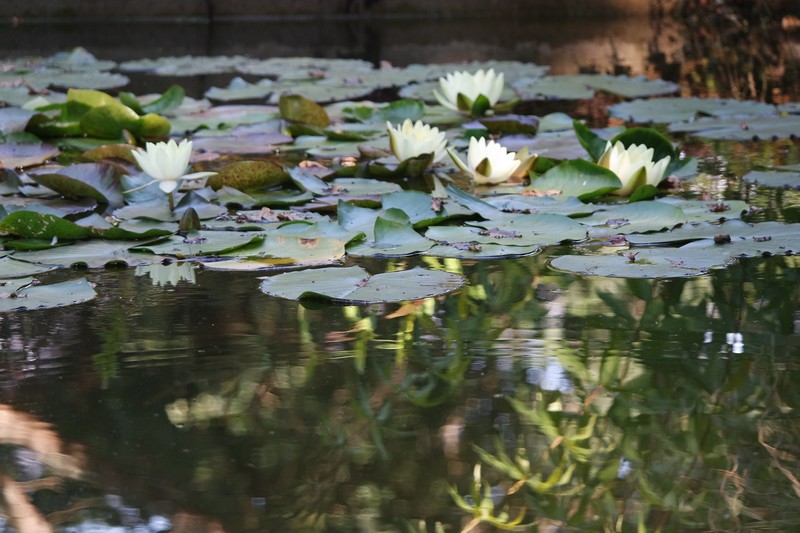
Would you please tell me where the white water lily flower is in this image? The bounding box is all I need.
[597,140,671,196]
[449,137,521,185]
[434,68,504,114]
[130,139,215,194]
[386,119,448,164]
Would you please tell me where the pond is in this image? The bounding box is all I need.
[1,4,800,533]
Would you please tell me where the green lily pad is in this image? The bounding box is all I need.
[529,160,623,201]
[0,211,93,240]
[668,114,800,140]
[512,74,677,100]
[11,240,165,268]
[381,191,472,227]
[426,242,540,259]
[0,108,36,134]
[0,277,97,312]
[119,55,248,76]
[259,265,465,304]
[131,231,265,258]
[655,197,750,222]
[549,251,712,279]
[204,234,346,270]
[482,194,598,217]
[0,256,59,278]
[580,201,687,235]
[346,216,435,257]
[0,143,61,168]
[205,77,274,102]
[28,163,123,206]
[279,94,330,127]
[742,169,800,189]
[610,97,777,123]
[207,160,290,192]
[169,105,278,133]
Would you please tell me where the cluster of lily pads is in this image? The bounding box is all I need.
[1,48,799,310]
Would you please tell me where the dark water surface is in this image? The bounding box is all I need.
[2,6,800,533]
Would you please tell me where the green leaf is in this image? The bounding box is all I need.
[79,103,140,139]
[0,277,97,312]
[628,184,659,202]
[573,120,608,161]
[279,94,330,127]
[531,160,622,201]
[207,160,289,192]
[28,163,123,206]
[0,211,92,240]
[141,84,185,114]
[470,94,492,117]
[260,266,465,304]
[378,99,425,124]
[610,127,676,164]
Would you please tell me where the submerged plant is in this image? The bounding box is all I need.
[434,68,505,116]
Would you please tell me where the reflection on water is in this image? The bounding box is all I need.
[0,253,798,531]
[1,4,799,531]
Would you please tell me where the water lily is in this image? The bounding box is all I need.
[449,137,521,185]
[130,139,215,194]
[597,140,671,196]
[386,119,448,165]
[434,68,504,115]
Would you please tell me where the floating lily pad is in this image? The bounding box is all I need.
[204,235,346,270]
[610,97,777,123]
[120,55,248,76]
[482,194,598,217]
[529,160,623,201]
[28,163,123,206]
[0,277,97,312]
[426,242,540,259]
[169,105,278,133]
[0,108,35,134]
[668,114,800,140]
[743,169,800,189]
[346,216,435,257]
[549,250,713,278]
[0,256,59,278]
[655,197,749,222]
[207,160,289,192]
[512,74,678,100]
[259,265,465,304]
[0,143,60,168]
[131,231,265,258]
[580,201,687,235]
[205,77,274,102]
[11,240,164,268]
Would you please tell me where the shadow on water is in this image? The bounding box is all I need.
[1,3,800,532]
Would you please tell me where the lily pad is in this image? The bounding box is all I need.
[0,143,60,168]
[0,256,59,278]
[529,160,623,201]
[130,231,265,258]
[207,160,290,192]
[668,114,800,140]
[610,97,777,123]
[549,250,713,279]
[10,240,165,268]
[204,235,346,270]
[580,201,687,235]
[742,169,800,189]
[259,265,465,304]
[0,277,97,312]
[28,163,123,206]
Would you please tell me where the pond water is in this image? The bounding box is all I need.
[2,6,800,533]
